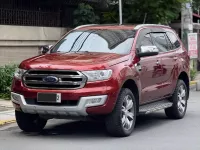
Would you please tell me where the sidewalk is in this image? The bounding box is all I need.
[0,99,13,108]
[0,100,15,126]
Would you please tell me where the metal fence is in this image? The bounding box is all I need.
[0,8,60,27]
[0,0,100,27]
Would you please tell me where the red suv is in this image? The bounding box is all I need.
[11,24,190,137]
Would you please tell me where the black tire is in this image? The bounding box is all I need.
[105,88,137,137]
[165,80,188,119]
[15,111,47,132]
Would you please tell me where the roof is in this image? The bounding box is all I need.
[134,24,170,29]
[75,24,171,30]
[75,24,135,30]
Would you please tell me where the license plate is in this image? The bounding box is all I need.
[37,93,61,103]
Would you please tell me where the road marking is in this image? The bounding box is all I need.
[190,81,197,85]
[0,119,16,126]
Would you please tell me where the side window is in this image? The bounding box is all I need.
[139,33,154,47]
[151,33,169,52]
[166,32,180,49]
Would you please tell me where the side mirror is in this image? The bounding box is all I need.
[40,45,53,54]
[137,46,159,57]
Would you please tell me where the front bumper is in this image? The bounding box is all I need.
[11,77,119,116]
[11,92,107,117]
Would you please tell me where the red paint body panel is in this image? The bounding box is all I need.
[11,25,190,116]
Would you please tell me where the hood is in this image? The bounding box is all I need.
[20,52,129,70]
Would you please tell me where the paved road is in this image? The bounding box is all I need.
[0,91,200,150]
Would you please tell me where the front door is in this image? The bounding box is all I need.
[139,55,163,104]
[135,29,164,104]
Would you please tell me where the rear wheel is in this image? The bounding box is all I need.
[165,80,188,119]
[15,111,47,132]
[105,88,136,137]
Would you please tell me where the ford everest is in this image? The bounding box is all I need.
[11,24,190,137]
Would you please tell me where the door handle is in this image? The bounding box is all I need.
[135,63,142,71]
[156,60,160,65]
[173,56,178,60]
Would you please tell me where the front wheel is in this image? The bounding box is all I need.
[105,88,137,137]
[165,80,188,119]
[15,111,47,132]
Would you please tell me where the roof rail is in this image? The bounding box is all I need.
[74,24,98,30]
[134,24,170,30]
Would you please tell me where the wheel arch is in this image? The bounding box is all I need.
[178,71,190,100]
[120,79,140,114]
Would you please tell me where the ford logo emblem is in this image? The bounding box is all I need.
[43,76,59,83]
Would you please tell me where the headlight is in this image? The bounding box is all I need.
[14,68,27,80]
[82,70,112,82]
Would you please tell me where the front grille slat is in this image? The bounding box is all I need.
[28,70,79,75]
[23,70,86,90]
[25,74,83,78]
[25,81,82,85]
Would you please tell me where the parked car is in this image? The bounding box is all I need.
[11,24,190,137]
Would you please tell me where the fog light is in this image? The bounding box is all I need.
[85,95,107,107]
[11,93,21,102]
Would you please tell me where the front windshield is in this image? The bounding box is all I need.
[51,29,136,55]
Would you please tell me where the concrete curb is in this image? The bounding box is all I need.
[0,104,13,109]
[0,119,16,126]
[0,99,13,108]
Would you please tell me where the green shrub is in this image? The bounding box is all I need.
[190,69,197,81]
[0,64,17,100]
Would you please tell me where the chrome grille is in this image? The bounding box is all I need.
[23,70,87,89]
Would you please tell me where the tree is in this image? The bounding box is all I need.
[193,0,200,13]
[102,0,188,24]
[73,3,100,26]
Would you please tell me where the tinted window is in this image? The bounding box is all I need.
[151,33,168,52]
[139,33,154,47]
[51,29,136,55]
[166,32,180,49]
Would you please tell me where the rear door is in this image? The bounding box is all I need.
[150,30,180,99]
[158,31,182,97]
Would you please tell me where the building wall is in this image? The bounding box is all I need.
[0,25,70,65]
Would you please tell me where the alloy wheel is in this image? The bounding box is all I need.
[121,95,134,130]
[177,85,187,114]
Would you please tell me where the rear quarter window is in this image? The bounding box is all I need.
[166,32,180,49]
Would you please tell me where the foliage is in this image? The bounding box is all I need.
[190,69,197,81]
[73,3,100,26]
[0,64,17,100]
[193,0,200,13]
[102,0,188,24]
